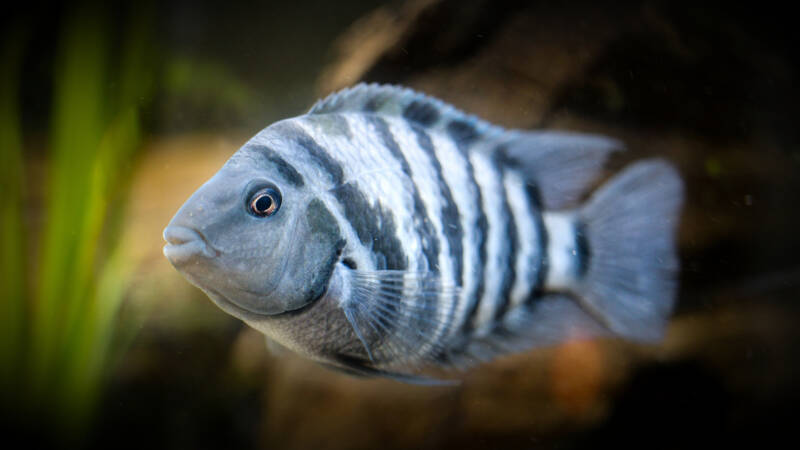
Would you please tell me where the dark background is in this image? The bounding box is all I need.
[2,1,799,449]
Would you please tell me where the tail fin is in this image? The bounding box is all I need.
[576,159,683,341]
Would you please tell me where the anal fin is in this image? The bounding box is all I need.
[448,295,610,366]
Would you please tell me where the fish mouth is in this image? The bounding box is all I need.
[163,225,219,265]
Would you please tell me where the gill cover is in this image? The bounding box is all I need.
[164,147,344,316]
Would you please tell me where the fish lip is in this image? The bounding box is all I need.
[164,225,203,246]
[162,225,220,263]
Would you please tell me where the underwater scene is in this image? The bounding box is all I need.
[2,1,798,449]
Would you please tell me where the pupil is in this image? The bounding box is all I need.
[255,195,272,212]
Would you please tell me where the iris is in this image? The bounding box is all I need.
[249,188,281,217]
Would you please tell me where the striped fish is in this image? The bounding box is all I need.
[163,83,683,383]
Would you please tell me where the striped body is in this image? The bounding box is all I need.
[248,101,574,367]
[164,83,682,380]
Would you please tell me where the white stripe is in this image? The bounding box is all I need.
[427,130,482,339]
[298,115,436,360]
[385,117,456,344]
[469,150,508,334]
[299,115,424,274]
[542,212,578,290]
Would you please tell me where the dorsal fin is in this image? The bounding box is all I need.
[498,131,624,209]
[309,83,504,138]
[310,83,621,210]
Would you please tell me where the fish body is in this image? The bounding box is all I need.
[163,84,683,381]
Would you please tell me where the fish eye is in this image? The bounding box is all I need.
[248,187,281,218]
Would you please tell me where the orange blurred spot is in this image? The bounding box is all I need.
[549,337,606,417]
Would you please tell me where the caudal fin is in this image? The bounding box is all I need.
[576,159,683,341]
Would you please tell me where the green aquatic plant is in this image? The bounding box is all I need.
[0,2,266,438]
[0,4,155,434]
[0,23,28,401]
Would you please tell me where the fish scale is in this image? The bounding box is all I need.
[503,170,544,311]
[466,148,514,336]
[382,117,459,344]
[425,129,483,343]
[163,83,683,383]
[301,111,452,361]
[295,115,414,272]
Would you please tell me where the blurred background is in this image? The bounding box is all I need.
[2,0,799,448]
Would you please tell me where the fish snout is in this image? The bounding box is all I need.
[163,225,217,265]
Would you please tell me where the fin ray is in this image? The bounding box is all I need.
[499,131,623,209]
[445,295,610,367]
[576,159,683,340]
[309,83,503,136]
[341,269,460,367]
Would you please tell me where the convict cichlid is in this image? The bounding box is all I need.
[163,83,683,383]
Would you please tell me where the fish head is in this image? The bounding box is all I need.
[163,143,344,318]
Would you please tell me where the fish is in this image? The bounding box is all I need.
[163,83,683,383]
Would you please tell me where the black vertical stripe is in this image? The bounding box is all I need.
[409,125,463,286]
[574,221,590,278]
[446,120,488,336]
[366,116,440,274]
[365,116,443,348]
[493,159,518,321]
[331,183,407,271]
[302,199,346,304]
[460,214,488,333]
[363,97,382,112]
[248,145,305,187]
[403,100,440,127]
[275,122,344,185]
[446,120,480,148]
[526,183,548,303]
[409,124,464,339]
